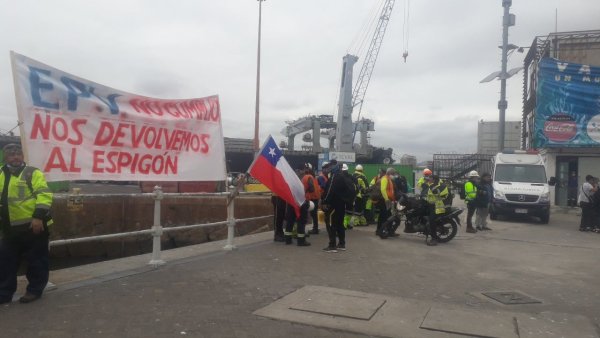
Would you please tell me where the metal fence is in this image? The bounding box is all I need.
[49,187,273,267]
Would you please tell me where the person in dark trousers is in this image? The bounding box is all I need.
[425,175,449,246]
[578,175,597,232]
[474,173,493,231]
[464,170,479,233]
[271,195,286,242]
[322,160,347,252]
[592,177,600,233]
[341,163,357,229]
[0,144,53,304]
[365,168,386,224]
[317,162,331,234]
[301,164,321,235]
[376,168,396,237]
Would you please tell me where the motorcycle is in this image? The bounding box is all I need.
[378,193,463,243]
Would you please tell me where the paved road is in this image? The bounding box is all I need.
[1,208,599,337]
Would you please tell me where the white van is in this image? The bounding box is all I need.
[490,151,555,224]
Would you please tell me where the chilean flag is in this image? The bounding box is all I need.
[248,135,305,216]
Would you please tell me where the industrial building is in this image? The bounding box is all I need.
[522,30,600,206]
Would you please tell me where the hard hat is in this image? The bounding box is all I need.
[355,164,363,171]
[423,168,432,176]
[322,161,329,167]
[342,163,349,171]
[305,163,312,170]
[468,170,479,177]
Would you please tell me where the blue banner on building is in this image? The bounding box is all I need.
[534,58,600,147]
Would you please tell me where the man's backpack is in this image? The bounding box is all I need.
[367,179,384,201]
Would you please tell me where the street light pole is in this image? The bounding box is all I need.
[498,0,514,152]
[253,0,266,152]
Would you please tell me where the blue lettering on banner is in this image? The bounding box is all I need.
[61,76,91,111]
[29,66,59,110]
[29,66,121,114]
[89,88,121,115]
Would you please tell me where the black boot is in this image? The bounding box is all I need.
[297,237,311,247]
[285,235,293,245]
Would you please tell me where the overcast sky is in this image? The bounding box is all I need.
[1,0,599,161]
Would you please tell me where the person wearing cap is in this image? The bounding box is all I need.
[464,170,479,233]
[0,143,53,304]
[376,167,396,237]
[351,164,369,226]
[301,163,321,235]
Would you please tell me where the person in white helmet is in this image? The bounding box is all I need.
[351,164,369,226]
[464,170,479,233]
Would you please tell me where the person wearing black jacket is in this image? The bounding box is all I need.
[321,160,348,252]
[474,173,493,231]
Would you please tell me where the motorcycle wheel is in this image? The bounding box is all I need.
[378,219,393,239]
[431,219,458,243]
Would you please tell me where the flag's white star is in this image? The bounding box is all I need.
[268,147,276,157]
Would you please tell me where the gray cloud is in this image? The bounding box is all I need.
[1,0,598,162]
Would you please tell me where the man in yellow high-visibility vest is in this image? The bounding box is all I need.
[0,144,53,304]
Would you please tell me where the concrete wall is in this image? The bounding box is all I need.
[49,194,273,268]
[477,120,522,154]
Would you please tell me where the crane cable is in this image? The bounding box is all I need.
[402,0,410,62]
[348,0,385,56]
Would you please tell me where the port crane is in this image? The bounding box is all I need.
[282,0,408,163]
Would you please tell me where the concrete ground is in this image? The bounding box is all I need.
[1,205,599,337]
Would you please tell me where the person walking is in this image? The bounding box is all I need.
[322,160,347,252]
[464,171,479,233]
[578,174,597,232]
[301,163,321,235]
[474,173,493,231]
[0,143,53,304]
[376,168,396,237]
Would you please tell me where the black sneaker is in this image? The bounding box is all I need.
[323,246,338,253]
[336,244,346,251]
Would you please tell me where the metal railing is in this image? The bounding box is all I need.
[49,187,273,267]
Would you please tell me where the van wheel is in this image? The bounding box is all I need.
[540,212,550,224]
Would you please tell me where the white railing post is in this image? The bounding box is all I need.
[223,196,237,251]
[149,185,165,266]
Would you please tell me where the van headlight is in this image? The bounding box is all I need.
[494,190,506,201]
[539,192,550,202]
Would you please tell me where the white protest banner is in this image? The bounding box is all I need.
[10,52,226,182]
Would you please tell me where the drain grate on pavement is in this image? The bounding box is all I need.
[482,291,542,305]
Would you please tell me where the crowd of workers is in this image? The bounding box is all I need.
[272,161,461,250]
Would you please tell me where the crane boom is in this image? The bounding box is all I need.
[352,0,395,112]
[335,0,395,153]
